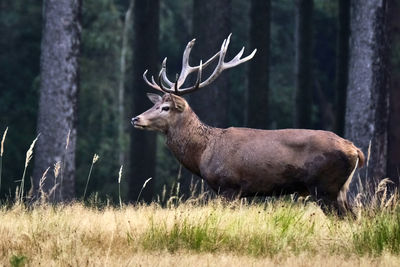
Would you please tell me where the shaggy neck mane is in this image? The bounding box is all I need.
[165,107,218,176]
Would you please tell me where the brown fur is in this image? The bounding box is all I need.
[132,94,364,215]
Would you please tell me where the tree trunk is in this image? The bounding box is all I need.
[129,0,159,202]
[191,0,231,128]
[334,0,350,136]
[345,0,389,182]
[294,0,313,129]
[247,0,270,129]
[387,0,400,183]
[33,0,81,202]
[118,0,134,166]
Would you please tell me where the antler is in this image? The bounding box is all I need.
[143,33,257,96]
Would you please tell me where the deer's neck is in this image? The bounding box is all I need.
[165,109,217,176]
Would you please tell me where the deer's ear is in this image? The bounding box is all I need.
[146,93,162,104]
[171,95,187,112]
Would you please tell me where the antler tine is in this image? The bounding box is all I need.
[221,33,231,61]
[160,57,174,87]
[232,47,245,62]
[143,70,164,92]
[181,39,196,71]
[157,71,175,94]
[225,47,257,68]
[177,60,203,95]
[175,39,196,88]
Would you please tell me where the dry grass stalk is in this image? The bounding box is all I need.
[24,135,39,168]
[65,129,71,150]
[118,165,123,208]
[118,165,123,184]
[38,167,50,202]
[0,127,8,193]
[377,178,394,208]
[51,161,62,201]
[366,140,371,169]
[19,135,39,202]
[1,126,8,157]
[83,153,99,200]
[54,161,61,179]
[161,184,167,203]
[136,177,152,202]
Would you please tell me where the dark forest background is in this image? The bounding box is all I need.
[0,0,399,203]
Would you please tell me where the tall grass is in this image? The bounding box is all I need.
[2,197,400,266]
[353,207,400,256]
[141,200,316,256]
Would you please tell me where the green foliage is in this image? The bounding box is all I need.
[0,0,42,198]
[159,0,192,72]
[228,0,250,126]
[269,0,296,129]
[312,2,338,130]
[76,0,126,201]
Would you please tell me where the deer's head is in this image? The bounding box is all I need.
[131,34,256,133]
[131,93,187,132]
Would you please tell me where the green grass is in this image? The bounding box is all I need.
[140,201,316,256]
[353,207,400,256]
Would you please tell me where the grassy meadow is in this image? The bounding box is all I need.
[2,131,400,266]
[1,196,400,266]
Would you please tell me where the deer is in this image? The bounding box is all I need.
[131,34,365,216]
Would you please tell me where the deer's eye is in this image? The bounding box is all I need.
[162,106,170,112]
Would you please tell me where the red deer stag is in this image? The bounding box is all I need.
[131,34,364,215]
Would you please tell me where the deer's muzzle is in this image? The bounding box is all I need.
[131,117,146,129]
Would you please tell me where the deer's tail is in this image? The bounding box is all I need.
[337,153,360,216]
[356,148,365,168]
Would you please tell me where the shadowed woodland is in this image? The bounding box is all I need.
[0,0,399,204]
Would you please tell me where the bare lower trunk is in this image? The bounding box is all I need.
[345,0,389,183]
[118,0,134,166]
[33,0,81,202]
